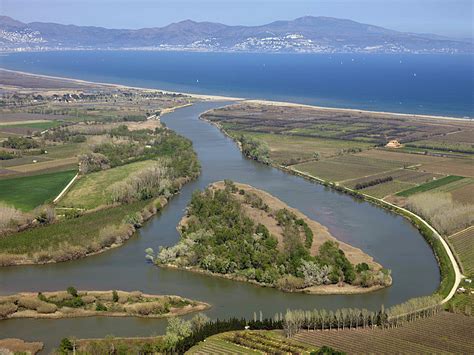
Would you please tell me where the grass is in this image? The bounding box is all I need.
[59,160,156,209]
[0,200,148,256]
[0,170,76,210]
[0,121,62,130]
[396,175,465,197]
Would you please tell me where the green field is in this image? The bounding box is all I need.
[0,121,62,130]
[59,160,155,209]
[0,170,76,210]
[396,175,465,197]
[0,200,147,256]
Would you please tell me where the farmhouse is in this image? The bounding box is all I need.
[385,139,402,148]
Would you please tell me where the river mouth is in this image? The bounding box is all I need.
[0,101,439,353]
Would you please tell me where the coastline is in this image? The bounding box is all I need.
[0,67,470,121]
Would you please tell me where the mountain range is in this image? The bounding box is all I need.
[0,15,472,54]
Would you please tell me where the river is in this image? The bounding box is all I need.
[0,101,439,352]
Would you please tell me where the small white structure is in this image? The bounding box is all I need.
[457,287,466,293]
[385,139,402,149]
[465,278,472,283]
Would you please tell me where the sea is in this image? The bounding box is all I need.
[1,51,473,117]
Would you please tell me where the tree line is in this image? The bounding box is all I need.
[354,176,393,190]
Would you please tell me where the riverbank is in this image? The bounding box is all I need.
[200,113,460,303]
[0,338,43,354]
[0,196,169,266]
[0,290,209,320]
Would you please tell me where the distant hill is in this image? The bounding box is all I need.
[0,15,472,54]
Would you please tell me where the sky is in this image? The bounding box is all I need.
[1,0,472,38]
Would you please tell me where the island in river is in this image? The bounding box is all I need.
[0,289,209,320]
[155,180,392,294]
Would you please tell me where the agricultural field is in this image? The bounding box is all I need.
[59,160,156,210]
[0,199,149,265]
[0,170,76,210]
[228,131,372,165]
[293,154,405,182]
[357,180,414,198]
[188,330,315,354]
[203,102,473,145]
[0,70,200,266]
[293,312,474,354]
[449,226,474,275]
[396,175,465,197]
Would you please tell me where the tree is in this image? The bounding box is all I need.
[67,286,78,298]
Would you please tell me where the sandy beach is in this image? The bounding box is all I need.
[1,67,469,122]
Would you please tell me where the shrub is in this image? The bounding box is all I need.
[67,286,78,298]
[125,301,168,316]
[37,303,58,314]
[59,338,73,353]
[17,297,43,310]
[95,302,108,311]
[276,275,305,291]
[34,205,56,225]
[79,152,110,174]
[112,290,119,303]
[0,204,31,232]
[0,302,18,318]
[81,295,96,304]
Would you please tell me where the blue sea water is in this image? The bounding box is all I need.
[1,51,473,117]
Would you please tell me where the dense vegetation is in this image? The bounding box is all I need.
[0,287,199,320]
[354,176,393,190]
[80,126,200,180]
[238,134,271,164]
[2,136,40,150]
[156,180,390,291]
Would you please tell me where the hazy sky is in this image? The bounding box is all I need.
[1,0,472,38]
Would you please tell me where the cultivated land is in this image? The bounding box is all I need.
[156,180,391,295]
[0,170,76,210]
[187,330,316,354]
[449,226,474,275]
[202,102,473,302]
[0,70,201,266]
[293,312,474,354]
[0,289,208,320]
